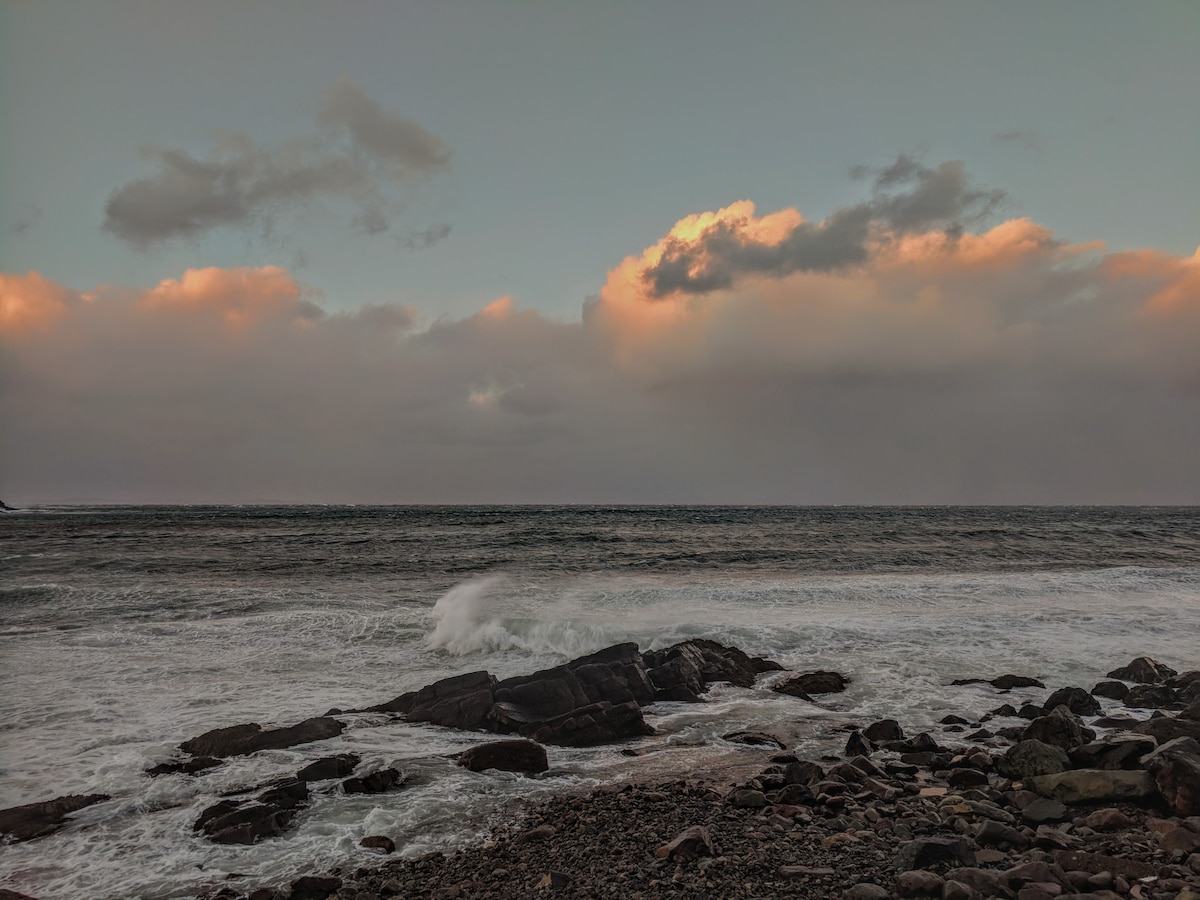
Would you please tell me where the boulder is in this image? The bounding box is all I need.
[774,670,848,696]
[194,779,309,844]
[1140,736,1200,816]
[521,700,654,747]
[953,674,1046,690]
[863,719,904,742]
[1169,670,1200,702]
[893,835,976,870]
[1043,687,1101,717]
[457,739,549,774]
[1002,739,1071,779]
[845,730,874,757]
[360,835,395,853]
[654,824,715,860]
[1107,657,1178,684]
[643,638,781,696]
[342,768,404,794]
[1091,680,1128,700]
[1124,683,1179,709]
[296,753,360,782]
[1068,732,1157,770]
[1027,769,1156,804]
[1133,714,1200,744]
[0,793,109,842]
[180,717,344,758]
[1021,706,1092,750]
[288,875,342,900]
[1020,797,1068,824]
[722,730,786,750]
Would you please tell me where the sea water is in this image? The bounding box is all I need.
[1,506,1198,899]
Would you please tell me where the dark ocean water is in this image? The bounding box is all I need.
[2,506,1199,899]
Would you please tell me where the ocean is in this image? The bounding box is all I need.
[2,505,1199,899]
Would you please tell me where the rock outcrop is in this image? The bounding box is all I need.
[0,793,109,841]
[458,739,549,774]
[180,717,344,758]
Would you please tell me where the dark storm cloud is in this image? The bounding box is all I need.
[103,79,450,248]
[643,156,1006,297]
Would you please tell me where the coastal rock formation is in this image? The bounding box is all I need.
[0,793,109,841]
[951,674,1046,690]
[365,639,782,747]
[772,670,848,697]
[295,753,360,782]
[457,739,549,774]
[180,717,344,758]
[194,779,309,844]
[1141,737,1200,816]
[1107,656,1179,684]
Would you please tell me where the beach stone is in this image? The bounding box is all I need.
[845,730,874,756]
[342,768,404,794]
[842,884,888,900]
[1068,732,1156,770]
[894,835,976,870]
[1021,798,1068,824]
[179,717,345,758]
[0,793,109,842]
[360,835,395,853]
[1003,860,1068,890]
[896,869,945,896]
[457,739,549,774]
[296,753,360,782]
[1107,657,1178,684]
[948,867,1005,895]
[1082,808,1132,831]
[783,760,825,785]
[1141,736,1200,815]
[731,789,768,808]
[947,767,989,788]
[1017,884,1063,900]
[1022,707,1091,751]
[1051,849,1154,878]
[1003,739,1071,778]
[1090,681,1128,700]
[1043,688,1101,717]
[1028,769,1155,804]
[776,670,848,695]
[864,719,904,742]
[976,819,1030,848]
[654,824,715,860]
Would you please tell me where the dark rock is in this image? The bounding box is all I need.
[976,818,1030,848]
[1091,680,1128,700]
[894,869,945,897]
[289,875,342,900]
[863,719,904,742]
[0,890,39,900]
[360,835,395,853]
[180,717,344,758]
[655,824,715,860]
[954,674,1045,690]
[1133,714,1200,743]
[1051,849,1155,878]
[992,703,1019,717]
[845,730,873,757]
[1021,706,1092,750]
[783,760,825,785]
[731,789,768,808]
[342,768,404,794]
[947,767,989,788]
[257,779,309,810]
[296,753,360,782]
[722,730,786,749]
[146,756,224,777]
[893,835,976,870]
[1082,807,1133,831]
[458,739,549,774]
[1003,739,1070,782]
[1141,736,1200,816]
[1020,797,1068,824]
[1018,703,1046,720]
[884,732,940,754]
[1043,687,1101,717]
[1124,683,1179,709]
[1068,732,1157,770]
[774,670,848,696]
[1107,657,1178,684]
[940,714,971,725]
[842,884,888,900]
[521,700,654,747]
[0,793,109,842]
[1028,768,1156,803]
[195,779,310,844]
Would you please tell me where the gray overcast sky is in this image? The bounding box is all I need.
[2,1,1198,504]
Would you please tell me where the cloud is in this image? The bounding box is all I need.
[5,164,1200,504]
[103,79,450,247]
[11,204,42,235]
[404,223,452,250]
[994,130,1041,151]
[641,156,1005,297]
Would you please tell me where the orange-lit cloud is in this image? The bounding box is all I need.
[141,265,322,328]
[0,271,82,334]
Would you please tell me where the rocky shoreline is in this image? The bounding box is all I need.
[2,645,1199,900]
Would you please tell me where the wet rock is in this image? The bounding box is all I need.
[1001,739,1072,779]
[1123,683,1179,709]
[893,835,976,870]
[520,699,654,747]
[1043,687,1102,717]
[342,768,404,794]
[845,730,874,757]
[195,779,309,844]
[654,824,715,860]
[1107,657,1178,684]
[1133,713,1200,743]
[1022,706,1092,751]
[954,674,1046,690]
[864,719,904,742]
[457,739,549,774]
[179,717,345,758]
[774,670,848,696]
[360,835,395,853]
[1090,681,1128,701]
[296,753,360,782]
[0,793,109,842]
[146,756,223,777]
[1027,769,1156,804]
[1141,736,1200,816]
[722,730,786,749]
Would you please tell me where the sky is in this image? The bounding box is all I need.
[1,1,1198,505]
